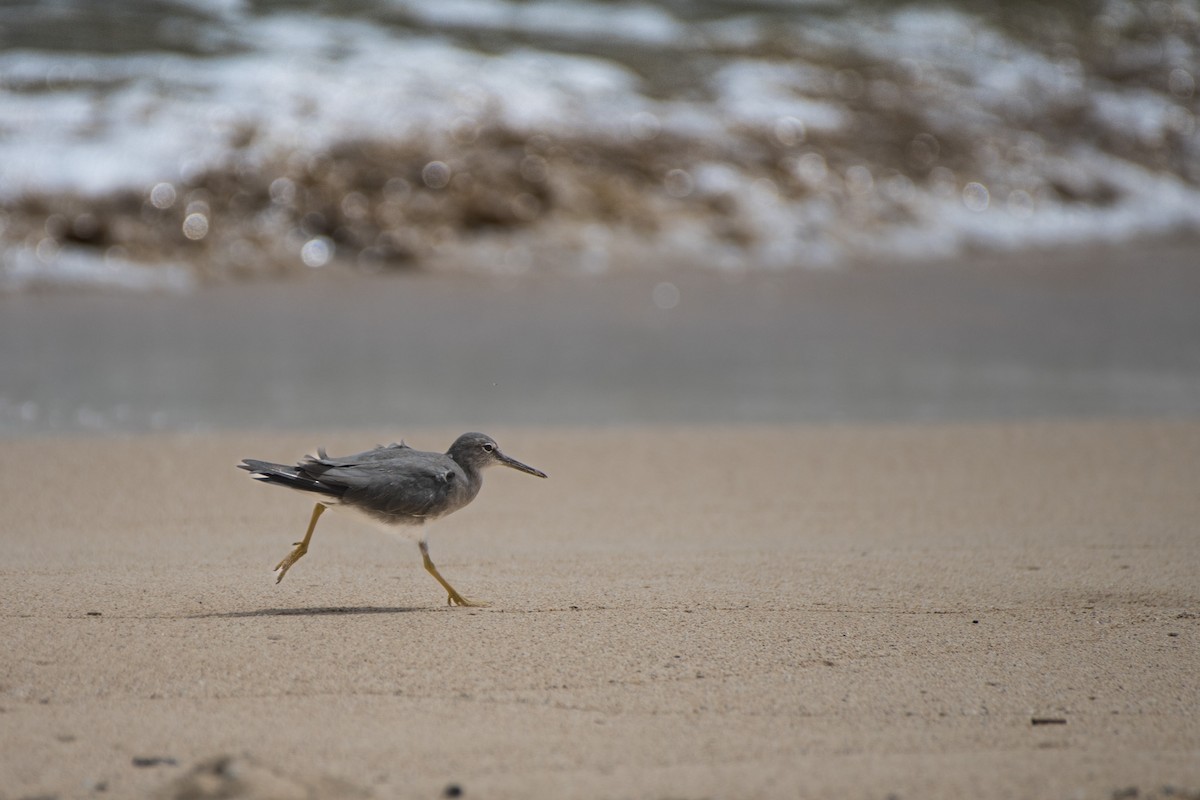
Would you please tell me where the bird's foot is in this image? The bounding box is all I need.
[273,544,307,584]
[447,591,490,608]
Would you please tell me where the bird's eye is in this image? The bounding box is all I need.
[482,443,495,453]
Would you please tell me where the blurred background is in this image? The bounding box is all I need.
[1,0,1199,433]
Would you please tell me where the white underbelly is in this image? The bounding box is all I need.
[321,497,429,542]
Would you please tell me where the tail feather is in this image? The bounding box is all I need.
[238,458,343,498]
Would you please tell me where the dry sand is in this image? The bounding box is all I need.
[2,422,1198,799]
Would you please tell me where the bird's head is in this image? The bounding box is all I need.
[448,432,548,478]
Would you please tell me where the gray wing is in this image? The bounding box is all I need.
[307,441,411,467]
[298,446,462,520]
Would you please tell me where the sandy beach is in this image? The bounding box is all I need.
[5,1,1200,794]
[4,237,1199,799]
[3,421,1198,799]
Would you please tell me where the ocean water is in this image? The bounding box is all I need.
[1,0,1199,288]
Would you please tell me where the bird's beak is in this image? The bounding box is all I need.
[497,451,548,478]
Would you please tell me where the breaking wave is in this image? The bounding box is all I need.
[1,0,1198,288]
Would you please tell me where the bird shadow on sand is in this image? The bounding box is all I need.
[185,605,428,619]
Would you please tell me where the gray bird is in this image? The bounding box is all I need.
[238,432,547,607]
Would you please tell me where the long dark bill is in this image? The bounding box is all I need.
[498,452,548,478]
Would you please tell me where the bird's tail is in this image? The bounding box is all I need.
[238,459,343,498]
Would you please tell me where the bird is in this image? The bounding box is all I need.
[238,432,547,607]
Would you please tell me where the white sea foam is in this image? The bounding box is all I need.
[710,61,848,133]
[0,246,196,293]
[390,0,690,45]
[0,15,646,199]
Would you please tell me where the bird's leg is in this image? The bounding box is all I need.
[419,538,489,608]
[274,503,325,584]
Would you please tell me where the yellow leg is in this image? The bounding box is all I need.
[274,503,325,584]
[419,539,489,607]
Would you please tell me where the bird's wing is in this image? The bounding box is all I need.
[306,441,412,468]
[299,449,462,519]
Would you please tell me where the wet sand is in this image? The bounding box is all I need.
[3,422,1198,799]
[3,239,1200,435]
